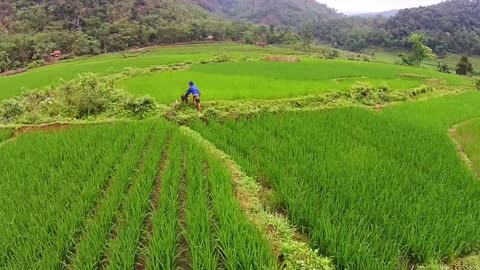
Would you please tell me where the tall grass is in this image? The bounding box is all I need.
[191,92,480,269]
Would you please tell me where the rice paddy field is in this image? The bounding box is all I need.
[120,59,468,103]
[0,43,295,101]
[1,43,480,270]
[190,91,480,269]
[0,120,276,269]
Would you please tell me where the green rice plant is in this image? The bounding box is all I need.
[204,148,277,269]
[69,123,155,270]
[191,91,480,269]
[0,122,145,269]
[184,143,218,269]
[103,122,170,269]
[146,132,184,269]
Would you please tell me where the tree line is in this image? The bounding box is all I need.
[316,0,480,55]
[0,0,301,72]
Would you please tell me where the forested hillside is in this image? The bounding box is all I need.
[316,0,480,54]
[0,0,275,72]
[190,0,340,27]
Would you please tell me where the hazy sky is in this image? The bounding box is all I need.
[318,0,445,13]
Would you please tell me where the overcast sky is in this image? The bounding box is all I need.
[318,0,445,13]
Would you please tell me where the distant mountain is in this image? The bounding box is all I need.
[347,9,400,18]
[190,0,342,27]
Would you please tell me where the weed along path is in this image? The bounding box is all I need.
[451,118,480,178]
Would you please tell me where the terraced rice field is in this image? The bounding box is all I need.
[190,91,480,269]
[0,43,291,101]
[120,60,468,103]
[0,120,275,270]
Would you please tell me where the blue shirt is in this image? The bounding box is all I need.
[186,85,200,96]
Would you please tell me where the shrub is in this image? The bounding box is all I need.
[437,62,451,73]
[0,98,23,121]
[456,56,474,76]
[27,60,45,69]
[124,96,156,119]
[475,79,480,91]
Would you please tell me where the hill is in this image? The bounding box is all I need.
[385,0,480,54]
[0,0,271,72]
[190,0,341,27]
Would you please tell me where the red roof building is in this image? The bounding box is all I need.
[50,50,62,57]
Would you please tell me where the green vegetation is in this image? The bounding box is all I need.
[400,33,436,66]
[121,60,467,103]
[191,91,480,269]
[0,129,12,142]
[0,73,157,124]
[456,118,480,177]
[0,120,276,269]
[0,43,287,101]
[456,56,475,76]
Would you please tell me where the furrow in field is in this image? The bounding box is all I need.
[176,147,191,270]
[68,126,154,270]
[134,134,172,270]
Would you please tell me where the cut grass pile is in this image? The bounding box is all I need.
[0,43,289,101]
[0,120,275,269]
[190,91,480,270]
[121,60,469,104]
[456,118,480,177]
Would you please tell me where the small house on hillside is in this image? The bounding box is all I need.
[50,50,62,58]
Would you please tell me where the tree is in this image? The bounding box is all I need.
[408,33,436,66]
[437,62,450,73]
[456,56,474,75]
[299,23,314,51]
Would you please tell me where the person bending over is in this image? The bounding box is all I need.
[185,81,202,112]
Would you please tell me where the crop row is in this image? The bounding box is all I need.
[190,92,480,269]
[0,120,276,269]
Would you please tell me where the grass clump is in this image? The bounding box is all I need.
[0,73,156,124]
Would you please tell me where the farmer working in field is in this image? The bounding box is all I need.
[184,81,202,112]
